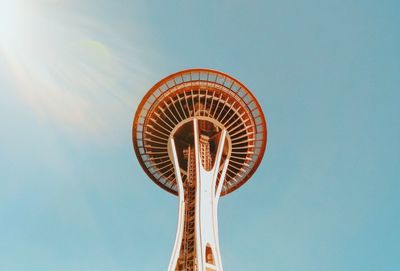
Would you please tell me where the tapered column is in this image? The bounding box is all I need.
[168,137,186,271]
[168,118,230,271]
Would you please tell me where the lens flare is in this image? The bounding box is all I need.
[0,1,154,141]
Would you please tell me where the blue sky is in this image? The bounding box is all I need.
[0,0,399,270]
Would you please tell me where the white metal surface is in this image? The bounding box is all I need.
[168,118,230,271]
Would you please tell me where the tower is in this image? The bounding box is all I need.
[132,69,267,271]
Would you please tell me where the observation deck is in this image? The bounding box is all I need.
[132,68,267,196]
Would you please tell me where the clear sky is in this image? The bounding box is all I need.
[0,0,399,270]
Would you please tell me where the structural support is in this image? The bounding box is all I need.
[168,118,230,271]
[168,137,186,271]
[133,69,267,271]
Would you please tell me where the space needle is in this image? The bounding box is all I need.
[132,69,267,271]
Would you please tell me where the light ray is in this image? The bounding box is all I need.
[0,0,156,142]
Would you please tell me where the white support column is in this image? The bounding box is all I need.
[167,137,186,271]
[167,118,230,271]
[193,117,228,271]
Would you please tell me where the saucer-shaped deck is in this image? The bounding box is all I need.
[133,69,267,196]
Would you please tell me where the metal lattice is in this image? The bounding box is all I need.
[133,68,267,196]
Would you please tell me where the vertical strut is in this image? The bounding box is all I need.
[167,117,230,271]
[168,138,186,271]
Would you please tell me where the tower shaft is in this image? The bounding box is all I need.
[168,119,229,271]
[133,69,267,271]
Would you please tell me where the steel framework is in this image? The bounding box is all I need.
[133,69,267,271]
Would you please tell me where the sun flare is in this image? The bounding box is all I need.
[0,0,152,140]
